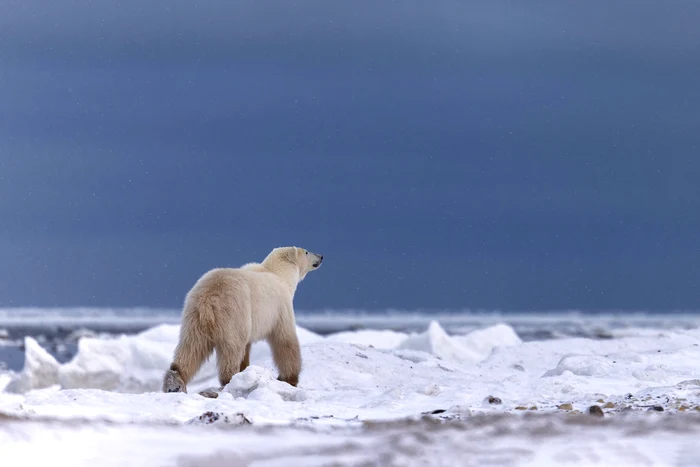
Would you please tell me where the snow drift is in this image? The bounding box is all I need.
[2,317,700,467]
[1,319,699,428]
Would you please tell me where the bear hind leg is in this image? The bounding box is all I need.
[163,337,214,393]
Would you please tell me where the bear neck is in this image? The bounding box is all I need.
[262,261,300,295]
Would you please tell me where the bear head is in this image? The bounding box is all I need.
[263,246,323,282]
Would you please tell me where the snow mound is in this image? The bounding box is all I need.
[542,354,622,378]
[223,366,308,402]
[57,324,202,393]
[453,323,522,359]
[541,343,700,386]
[398,321,519,365]
[6,337,60,393]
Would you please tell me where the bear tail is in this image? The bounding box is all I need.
[193,296,218,340]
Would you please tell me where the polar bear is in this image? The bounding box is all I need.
[162,246,323,394]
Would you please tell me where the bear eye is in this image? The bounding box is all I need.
[305,251,308,255]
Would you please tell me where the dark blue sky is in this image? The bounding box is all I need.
[1,1,699,311]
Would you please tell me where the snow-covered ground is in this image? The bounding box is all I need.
[1,318,700,466]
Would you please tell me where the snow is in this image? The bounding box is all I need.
[2,413,700,467]
[1,318,700,466]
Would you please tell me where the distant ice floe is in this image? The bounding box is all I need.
[3,306,700,341]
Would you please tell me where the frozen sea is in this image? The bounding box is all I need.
[2,307,700,466]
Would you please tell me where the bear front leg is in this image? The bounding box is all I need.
[268,330,301,387]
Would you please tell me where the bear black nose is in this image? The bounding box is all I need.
[320,255,324,260]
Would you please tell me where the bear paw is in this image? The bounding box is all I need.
[162,369,187,393]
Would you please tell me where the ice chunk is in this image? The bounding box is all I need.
[398,321,520,365]
[5,337,60,393]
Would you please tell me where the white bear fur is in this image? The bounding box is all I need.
[162,246,323,394]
